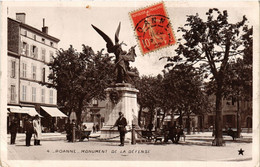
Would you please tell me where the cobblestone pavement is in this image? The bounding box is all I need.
[6,132,252,162]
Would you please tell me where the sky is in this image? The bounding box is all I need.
[6,1,257,76]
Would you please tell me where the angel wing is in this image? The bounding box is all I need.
[92,23,121,53]
[115,22,121,45]
[91,24,114,53]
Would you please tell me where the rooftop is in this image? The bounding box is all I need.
[8,17,60,43]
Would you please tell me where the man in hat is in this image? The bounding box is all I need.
[9,117,18,144]
[24,116,34,146]
[111,112,127,146]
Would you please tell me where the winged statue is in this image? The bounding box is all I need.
[91,23,138,83]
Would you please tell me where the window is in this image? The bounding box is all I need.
[50,42,53,47]
[31,45,38,58]
[41,48,46,61]
[32,87,36,102]
[42,38,45,43]
[49,51,54,62]
[92,99,98,106]
[11,85,15,101]
[21,42,28,55]
[22,85,27,101]
[33,34,36,40]
[49,90,53,104]
[11,61,15,78]
[24,31,27,36]
[22,63,27,78]
[41,89,45,103]
[32,65,36,80]
[42,68,45,82]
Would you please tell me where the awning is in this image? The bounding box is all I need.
[174,115,180,119]
[41,106,67,117]
[164,115,171,121]
[7,106,25,114]
[22,107,42,117]
[7,105,41,117]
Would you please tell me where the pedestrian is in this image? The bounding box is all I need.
[111,112,127,146]
[65,119,71,141]
[33,115,42,145]
[93,124,96,133]
[96,124,99,132]
[24,116,34,146]
[9,118,18,145]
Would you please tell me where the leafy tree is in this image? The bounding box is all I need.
[164,8,250,145]
[135,75,164,130]
[163,64,212,134]
[47,45,115,124]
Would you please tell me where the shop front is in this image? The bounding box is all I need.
[7,105,41,133]
[40,106,68,132]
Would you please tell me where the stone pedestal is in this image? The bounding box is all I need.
[100,83,139,141]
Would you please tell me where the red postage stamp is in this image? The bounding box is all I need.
[130,2,176,54]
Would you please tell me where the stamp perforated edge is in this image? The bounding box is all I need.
[128,1,177,55]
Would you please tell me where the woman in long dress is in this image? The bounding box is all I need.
[33,115,42,145]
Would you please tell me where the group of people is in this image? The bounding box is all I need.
[9,115,42,146]
[10,112,128,147]
[64,112,128,146]
[25,115,42,146]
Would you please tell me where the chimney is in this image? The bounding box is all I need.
[16,13,26,23]
[42,18,48,34]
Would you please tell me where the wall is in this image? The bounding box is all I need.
[8,19,20,53]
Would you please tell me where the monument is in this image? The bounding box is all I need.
[92,23,140,141]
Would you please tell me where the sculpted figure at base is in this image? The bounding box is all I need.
[92,23,138,83]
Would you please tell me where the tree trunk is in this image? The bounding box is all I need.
[76,111,82,126]
[76,98,84,126]
[213,88,224,146]
[179,110,183,126]
[237,99,241,138]
[148,110,154,132]
[202,115,204,132]
[138,105,142,128]
[187,113,191,135]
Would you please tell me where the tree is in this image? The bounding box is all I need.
[163,64,212,134]
[134,75,165,130]
[164,8,250,145]
[47,45,115,124]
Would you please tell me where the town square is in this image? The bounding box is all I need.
[0,1,259,167]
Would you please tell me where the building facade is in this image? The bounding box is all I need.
[80,99,106,131]
[7,13,65,133]
[205,96,252,131]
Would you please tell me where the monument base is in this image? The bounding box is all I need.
[100,125,132,142]
[100,84,140,142]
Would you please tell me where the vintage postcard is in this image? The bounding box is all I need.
[0,1,259,167]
